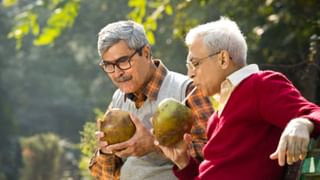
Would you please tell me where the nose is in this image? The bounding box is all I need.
[113,65,124,76]
[187,68,195,78]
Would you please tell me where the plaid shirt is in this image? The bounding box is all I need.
[89,59,214,180]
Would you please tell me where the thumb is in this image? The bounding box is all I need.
[269,151,278,160]
[95,131,105,139]
[130,114,142,127]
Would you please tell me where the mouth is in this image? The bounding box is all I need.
[115,76,132,83]
[193,82,200,87]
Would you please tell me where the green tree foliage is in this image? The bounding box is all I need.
[78,122,96,179]
[4,0,80,49]
[19,133,80,180]
[0,6,22,180]
[78,109,104,179]
[0,91,22,180]
[20,133,63,180]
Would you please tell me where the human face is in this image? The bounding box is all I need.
[101,40,152,93]
[187,37,225,96]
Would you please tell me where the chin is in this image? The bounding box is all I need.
[197,87,208,96]
[119,88,134,94]
[119,85,138,94]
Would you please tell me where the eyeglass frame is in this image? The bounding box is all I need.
[99,46,144,73]
[186,51,221,70]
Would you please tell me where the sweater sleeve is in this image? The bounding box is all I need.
[256,71,320,136]
[89,149,123,180]
[173,157,200,180]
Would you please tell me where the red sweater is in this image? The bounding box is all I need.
[174,71,320,180]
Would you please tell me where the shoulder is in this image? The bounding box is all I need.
[112,89,124,98]
[167,71,189,80]
[165,71,191,86]
[256,70,291,83]
[254,70,296,93]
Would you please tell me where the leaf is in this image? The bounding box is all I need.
[145,17,157,31]
[33,28,60,46]
[2,0,17,7]
[165,4,173,15]
[146,31,155,45]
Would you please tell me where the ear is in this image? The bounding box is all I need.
[141,45,151,58]
[219,50,232,69]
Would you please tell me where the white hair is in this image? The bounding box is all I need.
[185,17,247,66]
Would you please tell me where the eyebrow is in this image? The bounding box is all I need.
[188,56,200,63]
[102,55,129,64]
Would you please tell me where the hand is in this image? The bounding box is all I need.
[95,131,113,154]
[154,133,192,170]
[106,114,157,158]
[270,118,314,166]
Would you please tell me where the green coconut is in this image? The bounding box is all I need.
[152,98,194,146]
[99,109,136,145]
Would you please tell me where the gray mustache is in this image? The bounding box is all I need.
[115,75,132,83]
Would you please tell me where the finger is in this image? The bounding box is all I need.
[154,139,159,146]
[100,143,113,154]
[130,114,143,128]
[293,137,303,162]
[277,135,288,166]
[299,138,309,160]
[149,117,154,125]
[95,131,104,138]
[269,151,278,160]
[98,141,108,148]
[97,118,102,129]
[115,148,130,158]
[108,140,130,152]
[286,136,295,165]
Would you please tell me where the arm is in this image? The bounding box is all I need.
[185,82,214,161]
[256,71,320,165]
[89,150,123,180]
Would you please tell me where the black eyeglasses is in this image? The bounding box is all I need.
[99,47,143,73]
[186,51,221,70]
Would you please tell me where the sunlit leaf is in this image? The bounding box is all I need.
[145,17,157,31]
[165,4,173,15]
[29,13,39,35]
[33,28,60,46]
[146,31,155,45]
[2,0,17,7]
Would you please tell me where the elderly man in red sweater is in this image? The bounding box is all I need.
[155,17,320,180]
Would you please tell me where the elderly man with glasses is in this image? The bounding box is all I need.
[155,17,320,180]
[89,20,213,180]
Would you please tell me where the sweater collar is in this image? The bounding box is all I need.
[227,64,259,87]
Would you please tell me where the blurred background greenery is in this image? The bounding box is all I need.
[0,0,319,179]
